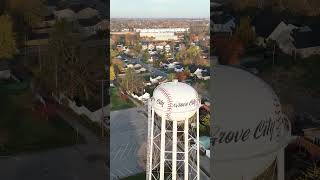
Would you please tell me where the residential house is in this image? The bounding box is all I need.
[292,26,320,58]
[252,10,287,47]
[268,22,298,55]
[268,23,320,58]
[211,14,235,33]
[156,42,166,51]
[165,44,171,52]
[148,43,155,50]
[156,45,164,51]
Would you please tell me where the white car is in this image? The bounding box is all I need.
[174,66,184,72]
[168,63,175,69]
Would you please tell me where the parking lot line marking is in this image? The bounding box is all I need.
[124,167,134,174]
[119,143,129,160]
[112,148,122,161]
[116,169,127,177]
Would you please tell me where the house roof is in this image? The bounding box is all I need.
[78,16,101,27]
[54,9,75,19]
[76,7,99,19]
[293,28,320,49]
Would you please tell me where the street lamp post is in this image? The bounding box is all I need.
[97,79,108,138]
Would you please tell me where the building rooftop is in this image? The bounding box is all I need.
[78,16,101,27]
[292,27,320,49]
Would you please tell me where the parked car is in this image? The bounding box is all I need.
[174,65,184,72]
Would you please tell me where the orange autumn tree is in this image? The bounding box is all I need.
[176,72,188,82]
[228,37,245,65]
[213,35,244,65]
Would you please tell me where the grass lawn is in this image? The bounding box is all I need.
[78,114,108,138]
[0,83,84,155]
[110,87,135,111]
[121,172,146,180]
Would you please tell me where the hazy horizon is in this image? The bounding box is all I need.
[110,0,210,18]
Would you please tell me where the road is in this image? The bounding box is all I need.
[124,55,168,78]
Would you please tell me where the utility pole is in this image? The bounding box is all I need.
[97,79,108,139]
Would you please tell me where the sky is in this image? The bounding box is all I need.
[110,0,210,18]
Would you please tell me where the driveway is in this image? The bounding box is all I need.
[110,106,148,179]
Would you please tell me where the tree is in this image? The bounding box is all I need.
[153,58,160,68]
[235,17,255,47]
[111,58,124,74]
[214,36,244,65]
[176,46,187,62]
[228,0,257,11]
[0,15,16,60]
[168,73,176,81]
[121,68,144,94]
[111,35,120,45]
[142,50,150,63]
[176,72,188,82]
[47,19,73,94]
[119,35,125,45]
[43,19,103,102]
[6,0,45,27]
[183,32,191,47]
[227,38,245,65]
[110,47,118,60]
[296,164,320,180]
[185,46,201,65]
[200,114,210,136]
[132,43,142,55]
[110,65,116,81]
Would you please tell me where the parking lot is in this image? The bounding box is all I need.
[110,107,148,179]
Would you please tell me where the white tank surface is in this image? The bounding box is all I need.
[151,80,201,121]
[212,65,291,180]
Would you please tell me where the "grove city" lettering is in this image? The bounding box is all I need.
[214,118,279,144]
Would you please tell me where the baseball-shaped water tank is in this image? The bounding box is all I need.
[152,80,201,121]
[212,65,291,180]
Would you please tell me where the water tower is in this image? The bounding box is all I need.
[211,65,292,180]
[146,80,201,180]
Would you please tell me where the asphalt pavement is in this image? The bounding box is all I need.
[110,107,148,179]
[0,107,108,180]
